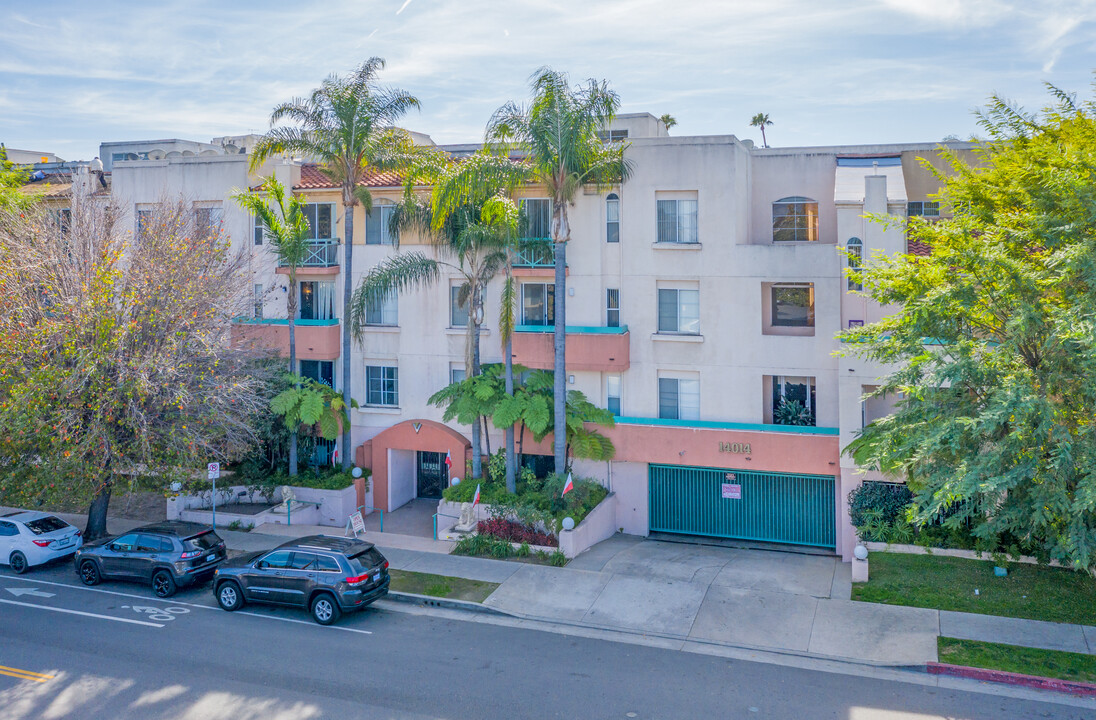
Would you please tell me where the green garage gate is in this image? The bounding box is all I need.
[649,464,836,549]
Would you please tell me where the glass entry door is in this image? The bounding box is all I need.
[416,451,448,499]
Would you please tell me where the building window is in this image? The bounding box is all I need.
[302,203,334,240]
[365,201,397,245]
[772,197,818,242]
[136,209,152,240]
[521,283,554,326]
[771,284,814,327]
[365,290,398,326]
[300,360,334,388]
[606,288,620,328]
[658,377,700,420]
[194,206,223,237]
[450,285,469,327]
[253,283,263,320]
[606,374,621,416]
[521,199,551,239]
[606,193,620,243]
[656,198,698,244]
[253,215,266,246]
[366,365,399,406]
[597,129,629,143]
[846,238,863,291]
[299,281,336,321]
[450,364,466,384]
[657,288,700,334]
[907,201,940,217]
[772,376,816,426]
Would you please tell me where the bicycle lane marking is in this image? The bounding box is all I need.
[0,598,164,628]
[0,575,373,635]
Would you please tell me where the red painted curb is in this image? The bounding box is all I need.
[928,663,1096,698]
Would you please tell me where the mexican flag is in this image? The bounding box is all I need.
[444,450,453,469]
[561,472,574,498]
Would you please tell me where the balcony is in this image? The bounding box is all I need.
[231,318,340,361]
[513,242,565,276]
[276,239,339,277]
[511,325,629,372]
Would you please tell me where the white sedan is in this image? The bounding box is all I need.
[0,511,83,574]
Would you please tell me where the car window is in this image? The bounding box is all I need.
[159,538,175,553]
[259,550,291,569]
[135,535,162,553]
[289,552,318,570]
[0,521,18,537]
[25,517,69,535]
[316,555,340,572]
[347,548,385,574]
[185,531,222,551]
[112,534,138,551]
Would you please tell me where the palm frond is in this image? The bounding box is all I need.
[348,253,440,342]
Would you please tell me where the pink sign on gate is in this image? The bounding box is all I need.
[721,483,742,500]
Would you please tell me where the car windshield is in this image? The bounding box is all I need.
[185,531,223,550]
[25,517,69,535]
[347,548,384,575]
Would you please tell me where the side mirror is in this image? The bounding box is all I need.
[257,560,268,570]
[109,544,119,552]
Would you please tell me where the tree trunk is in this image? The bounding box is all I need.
[504,331,516,493]
[85,478,113,540]
[288,272,298,477]
[341,200,354,469]
[761,126,768,148]
[552,237,567,475]
[470,284,482,480]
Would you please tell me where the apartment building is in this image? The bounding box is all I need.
[29,116,974,561]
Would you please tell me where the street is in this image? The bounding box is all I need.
[0,562,1092,719]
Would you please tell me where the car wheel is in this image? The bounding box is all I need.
[310,593,341,626]
[152,569,177,598]
[9,552,28,574]
[78,559,101,586]
[217,582,243,611]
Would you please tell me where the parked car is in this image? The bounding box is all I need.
[0,512,83,574]
[74,521,226,598]
[213,535,390,625]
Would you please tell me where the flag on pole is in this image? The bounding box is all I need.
[472,483,481,508]
[561,472,574,498]
[444,450,453,469]
[331,448,338,468]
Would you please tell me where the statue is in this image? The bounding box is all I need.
[276,485,301,514]
[454,501,477,533]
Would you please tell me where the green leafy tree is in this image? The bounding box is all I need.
[658,113,677,131]
[270,375,358,446]
[843,83,1096,568]
[0,145,32,211]
[750,113,773,148]
[0,199,269,538]
[250,57,420,469]
[487,67,632,475]
[233,176,310,475]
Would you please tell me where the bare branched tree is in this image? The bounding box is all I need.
[0,196,273,538]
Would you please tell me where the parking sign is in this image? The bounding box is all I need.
[207,462,220,480]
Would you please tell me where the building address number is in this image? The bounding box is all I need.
[718,442,751,454]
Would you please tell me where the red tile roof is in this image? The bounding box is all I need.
[907,239,932,256]
[294,164,404,190]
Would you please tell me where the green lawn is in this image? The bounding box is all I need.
[387,569,499,604]
[938,637,1096,684]
[853,552,1096,625]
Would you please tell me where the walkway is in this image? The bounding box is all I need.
[6,505,1090,667]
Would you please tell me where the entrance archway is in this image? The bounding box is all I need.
[355,419,471,512]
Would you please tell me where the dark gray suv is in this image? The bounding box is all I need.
[74,521,226,598]
[213,535,389,625]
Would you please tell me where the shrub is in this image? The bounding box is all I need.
[477,517,558,547]
[453,533,514,558]
[848,481,912,528]
[547,550,567,567]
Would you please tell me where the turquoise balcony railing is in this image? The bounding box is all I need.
[277,239,339,268]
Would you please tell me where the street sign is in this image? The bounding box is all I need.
[207,462,220,480]
[721,483,742,500]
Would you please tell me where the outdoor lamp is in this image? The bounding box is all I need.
[853,544,868,561]
[351,467,362,478]
[562,517,575,531]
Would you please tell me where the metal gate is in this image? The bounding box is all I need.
[649,464,836,549]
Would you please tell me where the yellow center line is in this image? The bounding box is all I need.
[0,664,54,682]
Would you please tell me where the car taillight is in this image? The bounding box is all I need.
[383,560,389,569]
[180,550,201,559]
[345,574,367,584]
[32,540,51,547]
[75,531,82,537]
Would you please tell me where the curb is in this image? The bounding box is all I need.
[384,591,515,617]
[928,662,1096,698]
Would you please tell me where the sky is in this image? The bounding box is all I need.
[2,0,1096,161]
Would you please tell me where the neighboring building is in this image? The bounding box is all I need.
[24,115,975,561]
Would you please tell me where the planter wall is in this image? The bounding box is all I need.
[863,541,1067,568]
[168,483,355,529]
[559,493,618,559]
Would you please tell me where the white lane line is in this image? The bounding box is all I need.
[0,598,164,627]
[0,575,372,634]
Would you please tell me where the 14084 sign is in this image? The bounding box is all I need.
[718,442,751,454]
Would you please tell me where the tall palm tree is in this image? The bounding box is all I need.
[233,176,310,475]
[486,67,631,475]
[750,113,773,148]
[348,161,514,480]
[250,57,420,470]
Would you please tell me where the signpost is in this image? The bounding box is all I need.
[345,511,366,538]
[207,462,220,527]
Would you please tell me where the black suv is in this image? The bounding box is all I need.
[74,521,226,598]
[213,535,389,625]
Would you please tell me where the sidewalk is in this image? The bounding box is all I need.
[7,506,1090,666]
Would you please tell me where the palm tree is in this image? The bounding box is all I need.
[348,160,515,480]
[233,176,310,475]
[486,67,631,475]
[250,57,420,470]
[750,113,773,148]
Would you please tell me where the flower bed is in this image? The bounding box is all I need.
[477,517,558,547]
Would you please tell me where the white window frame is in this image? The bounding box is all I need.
[365,365,399,407]
[365,290,398,327]
[770,283,815,328]
[658,375,700,421]
[521,282,554,326]
[772,196,819,243]
[606,193,620,243]
[366,200,398,245]
[521,198,552,239]
[253,283,263,320]
[657,287,700,334]
[846,238,863,291]
[450,285,469,328]
[656,196,698,244]
[606,374,621,416]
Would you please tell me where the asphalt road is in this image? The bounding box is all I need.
[0,560,1093,720]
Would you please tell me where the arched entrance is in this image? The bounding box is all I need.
[355,419,471,512]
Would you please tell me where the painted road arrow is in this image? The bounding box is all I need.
[6,587,55,598]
